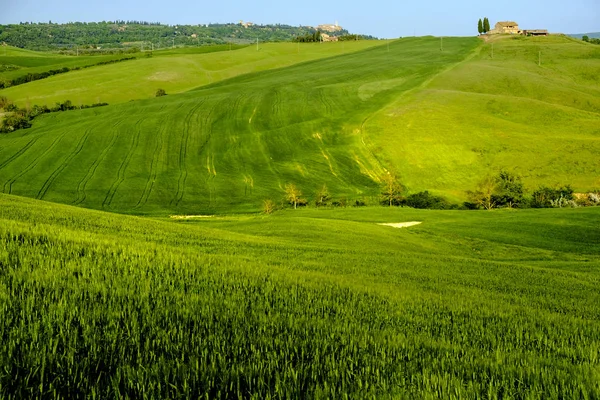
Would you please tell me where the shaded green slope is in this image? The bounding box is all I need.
[1,41,384,106]
[365,35,600,198]
[1,193,599,397]
[0,37,479,214]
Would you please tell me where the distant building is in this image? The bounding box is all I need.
[317,22,343,33]
[321,33,339,42]
[489,21,520,35]
[522,29,549,36]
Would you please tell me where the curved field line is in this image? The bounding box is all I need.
[134,120,167,209]
[317,88,333,117]
[171,101,206,207]
[0,138,38,171]
[2,133,65,194]
[102,119,143,209]
[37,128,92,200]
[73,122,122,205]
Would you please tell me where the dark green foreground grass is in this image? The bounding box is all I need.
[0,193,599,398]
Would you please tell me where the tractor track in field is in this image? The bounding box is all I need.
[102,119,142,209]
[2,133,65,194]
[172,101,206,207]
[317,88,333,117]
[74,121,122,205]
[37,128,92,200]
[0,138,38,172]
[134,120,167,209]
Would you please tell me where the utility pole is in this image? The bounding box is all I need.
[256,37,259,51]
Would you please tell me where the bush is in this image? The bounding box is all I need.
[531,185,574,208]
[155,88,167,97]
[1,113,32,133]
[403,191,451,209]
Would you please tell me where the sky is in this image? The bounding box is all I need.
[1,0,598,38]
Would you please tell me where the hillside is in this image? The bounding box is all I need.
[1,41,383,106]
[0,35,598,214]
[569,32,600,39]
[1,193,599,397]
[365,34,600,198]
[0,21,367,51]
[0,37,479,214]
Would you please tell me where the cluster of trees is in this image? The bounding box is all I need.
[0,57,135,89]
[293,31,322,43]
[467,171,599,209]
[478,18,491,35]
[263,171,599,214]
[0,97,108,133]
[0,22,360,50]
[582,36,600,45]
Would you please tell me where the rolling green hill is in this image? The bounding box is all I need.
[1,193,599,397]
[0,35,598,215]
[0,37,479,214]
[1,41,383,106]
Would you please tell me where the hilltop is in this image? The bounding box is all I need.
[0,21,374,51]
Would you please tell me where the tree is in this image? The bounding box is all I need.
[380,173,404,207]
[467,175,497,210]
[582,35,589,42]
[478,19,483,35]
[315,184,330,207]
[262,199,276,214]
[492,171,525,208]
[285,183,302,209]
[483,18,491,33]
[155,88,167,97]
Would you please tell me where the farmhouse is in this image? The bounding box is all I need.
[317,22,343,33]
[321,33,339,42]
[522,29,549,36]
[489,21,520,34]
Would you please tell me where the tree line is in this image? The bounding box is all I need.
[582,35,600,45]
[0,57,136,90]
[0,21,359,50]
[264,171,599,214]
[0,97,108,133]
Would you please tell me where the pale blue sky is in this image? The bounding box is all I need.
[2,0,598,38]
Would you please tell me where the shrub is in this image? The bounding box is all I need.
[531,185,574,208]
[262,199,276,215]
[155,88,167,97]
[403,191,451,209]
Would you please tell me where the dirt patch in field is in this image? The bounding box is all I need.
[147,71,179,81]
[170,215,215,220]
[378,222,422,228]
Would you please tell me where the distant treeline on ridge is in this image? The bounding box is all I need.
[0,21,376,50]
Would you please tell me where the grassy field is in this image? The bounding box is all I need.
[0,37,479,214]
[0,193,598,398]
[0,35,598,214]
[1,41,384,106]
[0,45,142,84]
[365,35,600,199]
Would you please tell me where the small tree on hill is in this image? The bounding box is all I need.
[262,199,276,214]
[478,19,483,35]
[483,18,491,33]
[155,88,167,97]
[467,175,497,210]
[285,183,303,209]
[582,35,589,42]
[380,173,404,207]
[315,184,331,207]
[492,171,525,208]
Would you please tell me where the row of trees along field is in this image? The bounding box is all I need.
[477,17,491,34]
[582,35,600,44]
[270,172,599,213]
[0,21,375,50]
[0,96,107,133]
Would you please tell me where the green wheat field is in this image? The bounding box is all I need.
[0,33,599,398]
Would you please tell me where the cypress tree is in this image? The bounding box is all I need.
[478,19,483,35]
[484,18,491,33]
